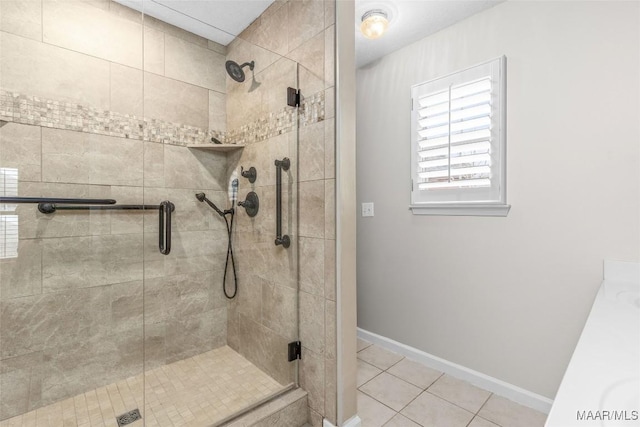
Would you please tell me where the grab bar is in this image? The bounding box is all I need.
[37,204,175,214]
[0,196,116,205]
[159,201,174,255]
[38,201,175,256]
[274,157,290,248]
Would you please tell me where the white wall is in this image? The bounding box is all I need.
[356,1,639,399]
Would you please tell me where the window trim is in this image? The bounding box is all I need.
[409,202,510,217]
[409,56,510,217]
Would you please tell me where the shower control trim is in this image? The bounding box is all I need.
[238,192,259,217]
[241,166,257,183]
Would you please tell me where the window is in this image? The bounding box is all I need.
[410,56,510,216]
[0,168,19,259]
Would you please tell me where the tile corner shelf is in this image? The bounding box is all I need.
[186,144,245,152]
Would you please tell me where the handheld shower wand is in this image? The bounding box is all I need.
[230,179,238,206]
[195,192,228,217]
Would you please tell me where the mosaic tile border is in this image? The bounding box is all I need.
[225,90,325,145]
[0,90,225,146]
[0,89,324,147]
[299,91,325,128]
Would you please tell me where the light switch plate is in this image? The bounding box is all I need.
[362,202,374,217]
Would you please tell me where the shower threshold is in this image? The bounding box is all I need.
[0,346,286,427]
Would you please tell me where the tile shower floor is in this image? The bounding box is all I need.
[356,339,548,427]
[0,346,283,427]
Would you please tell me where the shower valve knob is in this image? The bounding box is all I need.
[238,191,259,217]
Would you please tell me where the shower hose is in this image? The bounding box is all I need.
[222,201,238,299]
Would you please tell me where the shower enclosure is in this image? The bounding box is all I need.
[0,0,334,424]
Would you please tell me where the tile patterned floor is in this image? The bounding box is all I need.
[356,339,548,427]
[0,346,284,427]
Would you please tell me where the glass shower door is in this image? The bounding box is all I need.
[0,1,146,424]
[225,40,301,391]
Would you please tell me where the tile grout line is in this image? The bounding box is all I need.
[475,393,493,415]
[356,352,409,422]
[358,351,434,426]
[420,388,482,418]
[393,369,447,426]
[471,394,503,427]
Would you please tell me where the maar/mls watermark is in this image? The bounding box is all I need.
[576,410,639,422]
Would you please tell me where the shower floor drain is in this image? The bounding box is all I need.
[116,408,142,426]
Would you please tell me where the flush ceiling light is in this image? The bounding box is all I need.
[360,9,389,39]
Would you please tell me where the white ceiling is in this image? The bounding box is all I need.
[114,0,275,46]
[114,0,502,66]
[355,0,504,68]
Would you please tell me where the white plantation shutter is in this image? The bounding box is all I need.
[0,215,18,259]
[416,78,492,190]
[410,57,509,216]
[0,167,19,259]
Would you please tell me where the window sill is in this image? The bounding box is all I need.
[409,203,511,217]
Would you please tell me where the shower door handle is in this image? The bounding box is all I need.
[159,201,174,255]
[274,158,290,248]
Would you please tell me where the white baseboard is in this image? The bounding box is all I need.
[357,328,553,414]
[323,415,361,427]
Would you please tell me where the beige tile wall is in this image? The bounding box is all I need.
[42,0,143,69]
[1,31,112,110]
[0,0,42,42]
[225,1,337,425]
[0,0,230,420]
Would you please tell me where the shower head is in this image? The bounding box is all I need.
[225,60,255,83]
[195,192,226,217]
